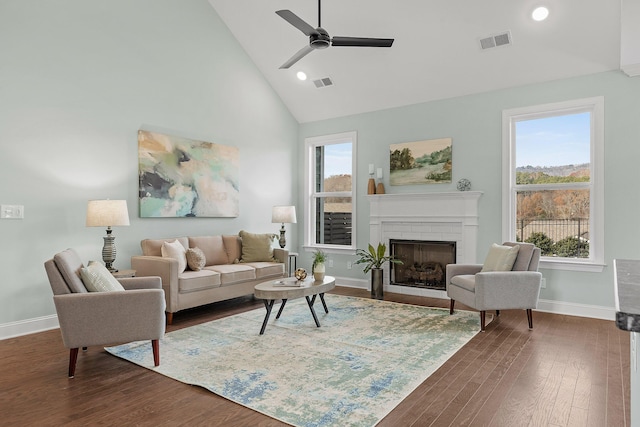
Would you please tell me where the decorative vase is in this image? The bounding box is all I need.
[376,182,385,194]
[367,178,376,195]
[313,262,325,281]
[371,268,383,300]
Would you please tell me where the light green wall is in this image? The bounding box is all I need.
[0,0,298,325]
[299,71,640,310]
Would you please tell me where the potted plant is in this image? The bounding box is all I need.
[312,249,327,281]
[355,242,403,299]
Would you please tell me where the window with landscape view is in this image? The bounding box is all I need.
[502,97,604,270]
[304,131,356,251]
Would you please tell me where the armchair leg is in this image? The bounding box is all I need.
[68,348,79,378]
[480,311,486,332]
[496,310,500,316]
[152,339,160,366]
[166,312,173,325]
[449,299,455,315]
[526,309,533,329]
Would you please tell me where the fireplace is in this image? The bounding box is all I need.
[390,239,456,290]
[368,191,482,297]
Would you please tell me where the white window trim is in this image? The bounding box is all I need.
[303,131,357,254]
[502,96,604,272]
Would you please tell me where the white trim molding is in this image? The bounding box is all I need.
[0,314,59,341]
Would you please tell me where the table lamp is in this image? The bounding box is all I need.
[86,199,130,272]
[272,205,297,248]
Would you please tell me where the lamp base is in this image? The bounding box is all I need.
[102,229,117,272]
[278,224,286,248]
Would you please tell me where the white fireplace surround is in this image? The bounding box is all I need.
[368,191,482,298]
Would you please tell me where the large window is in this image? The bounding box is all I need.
[502,97,604,271]
[304,131,357,252]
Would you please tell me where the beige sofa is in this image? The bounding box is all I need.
[131,234,288,324]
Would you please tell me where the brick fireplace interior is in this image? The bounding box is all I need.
[390,239,456,290]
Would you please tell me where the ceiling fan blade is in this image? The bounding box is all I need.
[276,10,318,37]
[331,36,394,48]
[279,45,315,69]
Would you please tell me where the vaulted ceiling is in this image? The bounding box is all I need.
[208,0,622,123]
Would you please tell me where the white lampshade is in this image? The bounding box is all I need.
[86,200,130,227]
[272,205,297,224]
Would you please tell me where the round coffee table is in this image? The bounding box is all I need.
[254,276,336,335]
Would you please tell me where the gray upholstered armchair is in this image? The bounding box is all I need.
[446,242,542,331]
[44,248,166,377]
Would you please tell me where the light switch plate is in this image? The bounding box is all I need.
[1,205,24,219]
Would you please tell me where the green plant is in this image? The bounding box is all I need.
[355,243,403,274]
[312,249,327,273]
[525,232,554,255]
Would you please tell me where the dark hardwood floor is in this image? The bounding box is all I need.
[0,287,630,426]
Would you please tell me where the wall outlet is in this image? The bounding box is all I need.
[1,204,24,219]
[328,259,333,268]
[540,278,547,289]
[347,261,352,269]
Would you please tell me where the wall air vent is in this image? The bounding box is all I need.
[313,77,333,88]
[479,31,512,50]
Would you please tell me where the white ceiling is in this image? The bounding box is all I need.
[208,0,621,123]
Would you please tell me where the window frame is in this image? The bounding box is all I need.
[502,97,604,272]
[303,131,357,254]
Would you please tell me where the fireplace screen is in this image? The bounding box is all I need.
[390,239,456,290]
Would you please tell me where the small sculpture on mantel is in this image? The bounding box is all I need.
[457,178,471,191]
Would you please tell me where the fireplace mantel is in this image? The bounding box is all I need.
[368,191,483,298]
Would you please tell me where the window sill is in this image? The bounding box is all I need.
[539,258,605,273]
[302,245,356,256]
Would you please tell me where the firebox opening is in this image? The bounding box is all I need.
[390,239,456,290]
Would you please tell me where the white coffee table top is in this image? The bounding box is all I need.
[254,276,335,300]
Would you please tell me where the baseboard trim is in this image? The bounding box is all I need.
[536,299,615,321]
[0,314,59,341]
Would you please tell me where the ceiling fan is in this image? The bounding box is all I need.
[276,0,394,69]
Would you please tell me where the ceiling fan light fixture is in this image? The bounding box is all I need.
[532,6,549,21]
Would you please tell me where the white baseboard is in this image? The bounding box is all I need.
[0,314,59,341]
[536,299,615,321]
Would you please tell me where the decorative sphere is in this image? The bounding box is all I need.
[294,268,307,280]
[457,178,471,191]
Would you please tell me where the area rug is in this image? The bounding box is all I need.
[106,294,483,427]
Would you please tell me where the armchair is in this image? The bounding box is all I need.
[446,242,542,331]
[44,248,166,377]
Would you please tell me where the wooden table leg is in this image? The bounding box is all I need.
[260,299,275,335]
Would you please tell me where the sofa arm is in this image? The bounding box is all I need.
[273,248,288,264]
[446,264,483,286]
[131,255,179,313]
[53,289,166,349]
[118,276,162,290]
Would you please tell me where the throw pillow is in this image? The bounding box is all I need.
[80,261,125,292]
[239,230,276,262]
[161,239,187,273]
[481,243,520,272]
[186,247,206,271]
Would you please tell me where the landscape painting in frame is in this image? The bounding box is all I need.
[138,130,239,218]
[390,138,452,186]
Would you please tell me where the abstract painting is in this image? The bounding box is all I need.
[138,130,239,217]
[390,138,452,186]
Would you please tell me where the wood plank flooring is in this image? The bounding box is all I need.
[0,287,630,426]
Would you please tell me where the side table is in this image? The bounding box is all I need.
[112,269,136,278]
[288,252,298,277]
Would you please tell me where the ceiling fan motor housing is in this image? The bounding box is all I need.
[310,28,330,49]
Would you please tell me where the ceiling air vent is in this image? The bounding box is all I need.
[313,77,333,88]
[479,31,512,50]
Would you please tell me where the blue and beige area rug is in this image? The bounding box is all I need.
[106,294,483,427]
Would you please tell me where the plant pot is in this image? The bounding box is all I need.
[313,263,325,281]
[371,268,383,300]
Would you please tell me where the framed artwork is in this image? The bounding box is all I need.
[138,130,239,217]
[390,138,452,186]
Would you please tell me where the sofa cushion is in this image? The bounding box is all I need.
[189,236,229,265]
[80,261,126,292]
[243,262,286,279]
[222,235,242,263]
[205,264,256,285]
[141,237,188,257]
[186,247,206,271]
[53,248,88,293]
[161,240,187,273]
[238,230,276,262]
[178,270,221,293]
[450,274,476,292]
[481,244,520,272]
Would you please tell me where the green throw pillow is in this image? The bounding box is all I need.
[239,230,276,262]
[481,243,520,272]
[80,261,126,292]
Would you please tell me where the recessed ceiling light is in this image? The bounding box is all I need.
[296,71,307,81]
[532,6,549,21]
